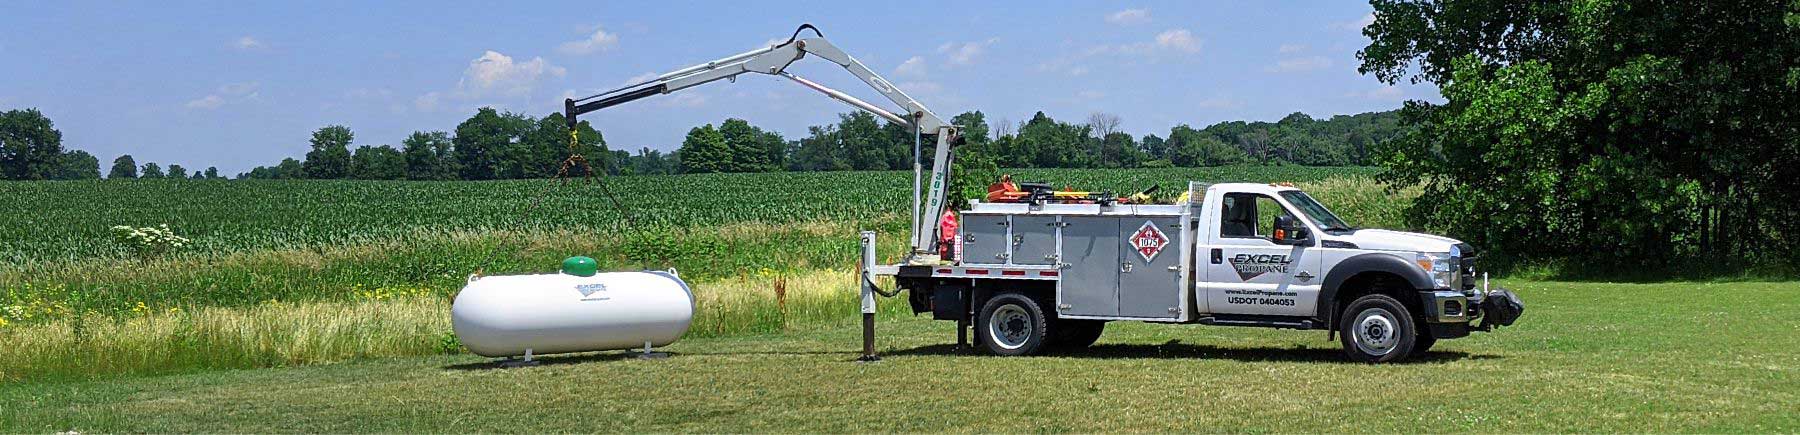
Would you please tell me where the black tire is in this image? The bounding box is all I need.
[1049,320,1106,350]
[1338,294,1417,363]
[1410,333,1437,356]
[976,293,1050,356]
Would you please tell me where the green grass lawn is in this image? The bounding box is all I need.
[4,280,1796,433]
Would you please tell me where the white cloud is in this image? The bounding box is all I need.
[938,38,998,66]
[414,92,442,111]
[1333,13,1376,31]
[185,95,224,109]
[1266,56,1333,73]
[413,51,564,112]
[234,36,264,50]
[1278,43,1307,54]
[1346,85,1406,100]
[893,56,928,77]
[459,50,565,98]
[184,82,260,110]
[217,82,259,97]
[1155,29,1202,53]
[558,26,619,55]
[1106,8,1150,25]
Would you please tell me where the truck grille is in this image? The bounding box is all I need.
[1457,243,1478,291]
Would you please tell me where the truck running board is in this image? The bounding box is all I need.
[1195,316,1316,330]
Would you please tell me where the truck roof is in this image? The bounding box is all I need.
[1207,182,1302,194]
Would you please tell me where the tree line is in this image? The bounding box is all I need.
[0,105,1406,182]
[667,108,1403,175]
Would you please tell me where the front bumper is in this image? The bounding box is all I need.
[1417,288,1525,335]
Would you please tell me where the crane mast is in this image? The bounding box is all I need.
[564,24,962,262]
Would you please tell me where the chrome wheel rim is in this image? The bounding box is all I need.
[1352,308,1399,356]
[988,304,1032,350]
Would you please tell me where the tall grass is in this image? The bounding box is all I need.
[1296,175,1422,231]
[0,269,906,382]
[0,295,453,381]
[0,222,909,324]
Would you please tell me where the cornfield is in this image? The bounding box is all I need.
[0,166,1380,264]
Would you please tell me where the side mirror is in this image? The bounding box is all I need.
[1272,215,1311,246]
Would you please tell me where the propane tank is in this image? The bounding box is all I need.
[451,257,694,358]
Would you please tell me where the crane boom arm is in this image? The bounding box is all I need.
[563,25,960,262]
[565,26,944,132]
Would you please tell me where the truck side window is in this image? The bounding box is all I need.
[1220,192,1295,241]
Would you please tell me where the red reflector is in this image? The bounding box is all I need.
[1039,271,1060,276]
[936,269,953,274]
[1001,270,1026,276]
[967,269,989,275]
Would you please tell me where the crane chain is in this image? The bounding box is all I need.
[472,128,636,277]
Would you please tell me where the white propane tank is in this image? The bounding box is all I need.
[451,267,694,358]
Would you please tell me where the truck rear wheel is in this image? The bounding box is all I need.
[1339,294,1417,363]
[977,293,1050,356]
[1050,320,1105,350]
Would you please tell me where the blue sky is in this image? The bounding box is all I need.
[0,1,1432,174]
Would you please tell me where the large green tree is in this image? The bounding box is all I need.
[453,108,527,180]
[677,124,729,174]
[52,150,100,180]
[1167,124,1247,167]
[1360,0,1800,270]
[519,113,606,178]
[0,109,65,180]
[139,162,164,179]
[108,155,137,179]
[402,131,456,180]
[717,118,783,172]
[789,125,848,172]
[302,125,354,179]
[349,145,407,180]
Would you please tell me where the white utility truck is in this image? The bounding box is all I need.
[560,24,1523,363]
[871,181,1523,363]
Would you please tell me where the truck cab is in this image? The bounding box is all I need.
[889,182,1524,363]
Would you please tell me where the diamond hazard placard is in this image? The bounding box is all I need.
[1128,221,1169,262]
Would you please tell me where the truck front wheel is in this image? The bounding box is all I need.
[1050,320,1106,350]
[1339,294,1417,363]
[977,293,1050,356]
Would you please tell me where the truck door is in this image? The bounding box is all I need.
[1202,192,1322,317]
[1118,216,1183,318]
[1059,216,1119,317]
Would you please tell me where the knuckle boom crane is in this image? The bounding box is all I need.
[563,24,962,262]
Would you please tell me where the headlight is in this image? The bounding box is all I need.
[1415,252,1455,289]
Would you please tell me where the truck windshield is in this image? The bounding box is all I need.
[1279,191,1355,232]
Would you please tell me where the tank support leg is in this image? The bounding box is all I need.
[498,349,541,368]
[638,340,669,359]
